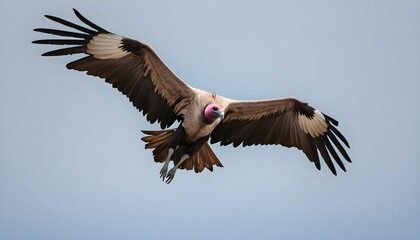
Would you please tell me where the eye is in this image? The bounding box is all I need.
[212,107,218,111]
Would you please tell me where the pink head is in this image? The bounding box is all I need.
[204,103,224,122]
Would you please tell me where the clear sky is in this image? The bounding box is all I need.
[1,0,419,239]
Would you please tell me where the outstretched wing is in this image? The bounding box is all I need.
[210,97,351,175]
[33,9,193,128]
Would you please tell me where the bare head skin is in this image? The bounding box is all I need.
[204,103,224,122]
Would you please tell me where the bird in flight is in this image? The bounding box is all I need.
[33,9,351,183]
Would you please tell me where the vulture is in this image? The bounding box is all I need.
[33,9,351,183]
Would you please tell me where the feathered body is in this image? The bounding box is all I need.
[33,9,351,183]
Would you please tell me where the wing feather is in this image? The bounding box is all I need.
[324,137,346,172]
[33,9,193,128]
[315,138,336,175]
[34,28,90,38]
[327,131,352,162]
[44,14,97,34]
[211,97,351,174]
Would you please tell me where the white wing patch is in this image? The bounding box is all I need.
[298,109,328,138]
[86,33,130,59]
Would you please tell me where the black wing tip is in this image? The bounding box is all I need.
[41,50,64,57]
[42,9,81,19]
[324,113,339,126]
[314,162,321,170]
[73,8,83,18]
[328,163,337,176]
[315,163,338,175]
[315,138,338,176]
[33,39,64,45]
[329,125,350,148]
[324,137,347,172]
[342,139,350,148]
[41,51,63,57]
[71,8,109,33]
[44,14,56,20]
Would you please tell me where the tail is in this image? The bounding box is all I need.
[179,142,224,173]
[141,129,176,163]
[141,129,223,173]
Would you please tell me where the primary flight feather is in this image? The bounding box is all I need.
[33,9,351,183]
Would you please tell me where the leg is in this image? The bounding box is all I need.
[165,154,189,184]
[168,127,185,149]
[160,148,174,180]
[164,137,209,183]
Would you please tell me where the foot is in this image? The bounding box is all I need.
[165,167,177,184]
[160,149,173,181]
[160,165,168,181]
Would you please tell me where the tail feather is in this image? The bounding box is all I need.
[142,129,223,173]
[141,129,175,163]
[179,142,224,173]
[144,136,169,149]
[202,142,223,168]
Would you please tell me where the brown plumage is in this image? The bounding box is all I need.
[33,9,351,183]
[141,129,223,173]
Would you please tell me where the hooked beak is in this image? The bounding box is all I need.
[215,110,224,120]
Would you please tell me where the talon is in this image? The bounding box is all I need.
[160,171,166,181]
[160,174,166,181]
[165,168,176,184]
[159,149,172,182]
[160,165,168,181]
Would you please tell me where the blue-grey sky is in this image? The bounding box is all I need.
[1,0,419,239]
